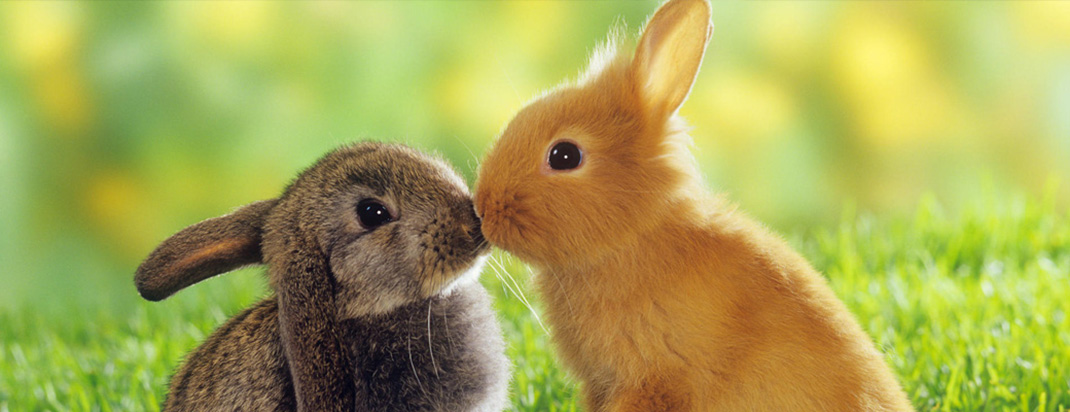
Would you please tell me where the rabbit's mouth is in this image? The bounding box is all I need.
[439,254,489,296]
[414,200,490,297]
[419,250,489,298]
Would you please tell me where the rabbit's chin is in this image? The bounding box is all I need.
[439,254,488,297]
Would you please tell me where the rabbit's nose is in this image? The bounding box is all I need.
[460,207,483,240]
[468,219,484,243]
[474,190,488,219]
[466,220,489,254]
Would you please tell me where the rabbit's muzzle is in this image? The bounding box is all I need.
[416,205,490,297]
[474,186,528,255]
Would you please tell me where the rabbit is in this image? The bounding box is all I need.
[135,142,510,412]
[474,0,913,411]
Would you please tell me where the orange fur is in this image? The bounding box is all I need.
[475,0,913,410]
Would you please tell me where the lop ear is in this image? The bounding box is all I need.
[135,199,278,301]
[275,256,357,412]
[631,0,712,118]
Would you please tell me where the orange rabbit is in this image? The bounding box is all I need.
[475,0,913,410]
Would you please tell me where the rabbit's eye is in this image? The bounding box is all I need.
[548,141,582,170]
[357,199,393,229]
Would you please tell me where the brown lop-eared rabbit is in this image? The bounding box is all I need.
[475,0,913,410]
[136,142,509,411]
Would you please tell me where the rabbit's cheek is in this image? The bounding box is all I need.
[329,242,422,318]
[336,279,413,319]
[416,245,459,298]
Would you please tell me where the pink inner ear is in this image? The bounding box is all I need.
[170,237,250,273]
[632,0,712,118]
[642,27,666,62]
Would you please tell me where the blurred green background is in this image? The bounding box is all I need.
[1,1,1069,409]
[2,0,1069,310]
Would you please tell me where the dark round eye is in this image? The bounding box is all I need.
[356,199,392,229]
[548,141,582,170]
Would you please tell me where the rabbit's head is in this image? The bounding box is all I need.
[136,142,488,317]
[475,0,712,269]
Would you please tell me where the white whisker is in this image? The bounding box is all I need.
[484,255,518,298]
[427,301,440,379]
[408,310,429,398]
[489,254,550,336]
[494,51,523,105]
[443,305,455,354]
[483,253,511,295]
[450,134,482,174]
[547,268,577,321]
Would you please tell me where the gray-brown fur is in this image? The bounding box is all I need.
[135,142,509,411]
[161,282,503,412]
[135,199,276,302]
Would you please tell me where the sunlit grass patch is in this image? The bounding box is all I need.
[1,197,1068,411]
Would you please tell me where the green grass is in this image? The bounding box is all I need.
[2,196,1069,411]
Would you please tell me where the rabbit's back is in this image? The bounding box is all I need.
[164,299,296,411]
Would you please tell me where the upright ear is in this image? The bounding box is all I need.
[631,0,713,118]
[135,199,278,301]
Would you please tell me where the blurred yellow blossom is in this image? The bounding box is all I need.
[1,1,1068,305]
[688,67,797,148]
[6,2,82,70]
[501,1,574,60]
[5,1,92,136]
[179,1,276,56]
[1013,1,1070,50]
[754,3,825,75]
[85,171,155,258]
[831,5,968,149]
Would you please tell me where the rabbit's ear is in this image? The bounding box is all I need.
[274,258,358,412]
[631,0,712,119]
[135,199,278,301]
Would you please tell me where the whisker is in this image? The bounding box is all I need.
[427,301,440,379]
[489,254,550,336]
[484,255,518,298]
[547,268,577,321]
[408,310,429,398]
[450,134,483,173]
[493,50,524,104]
[483,252,511,296]
[497,259,534,310]
[443,304,456,354]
